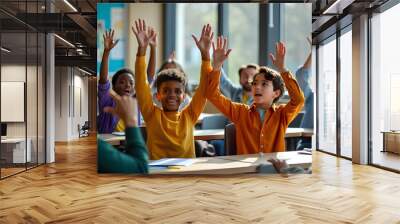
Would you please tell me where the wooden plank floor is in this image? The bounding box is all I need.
[1,135,400,223]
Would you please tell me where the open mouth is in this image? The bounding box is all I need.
[166,99,177,105]
[123,90,131,95]
[254,93,263,97]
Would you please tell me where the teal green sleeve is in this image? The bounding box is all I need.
[98,127,149,173]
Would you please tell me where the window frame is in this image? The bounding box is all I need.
[368,0,400,172]
[315,22,353,160]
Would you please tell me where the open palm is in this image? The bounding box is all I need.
[103,29,119,52]
[269,42,286,72]
[212,36,231,70]
[132,19,154,48]
[192,24,214,55]
[148,28,157,47]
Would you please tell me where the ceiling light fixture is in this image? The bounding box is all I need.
[322,0,354,15]
[63,0,78,12]
[77,67,92,76]
[54,34,75,48]
[1,47,11,53]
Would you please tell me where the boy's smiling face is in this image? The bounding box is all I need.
[251,74,281,107]
[156,80,185,112]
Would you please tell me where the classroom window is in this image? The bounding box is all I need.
[370,3,400,171]
[339,27,352,158]
[280,3,312,73]
[175,3,218,85]
[317,36,337,154]
[225,3,259,84]
[280,4,313,133]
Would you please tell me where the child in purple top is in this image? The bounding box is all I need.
[97,29,157,133]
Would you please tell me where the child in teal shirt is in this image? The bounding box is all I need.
[98,90,148,173]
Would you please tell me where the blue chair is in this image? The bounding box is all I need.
[288,111,304,128]
[201,114,229,130]
[201,114,229,156]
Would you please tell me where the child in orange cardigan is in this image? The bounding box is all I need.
[207,37,305,154]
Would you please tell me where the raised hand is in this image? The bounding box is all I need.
[212,36,232,71]
[269,42,287,73]
[148,27,158,48]
[104,90,138,128]
[103,29,119,52]
[167,50,176,62]
[192,24,214,60]
[131,19,156,50]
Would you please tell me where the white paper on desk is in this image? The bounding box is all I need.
[149,166,169,171]
[112,131,125,136]
[149,158,196,167]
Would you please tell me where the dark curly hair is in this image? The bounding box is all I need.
[253,66,285,103]
[155,68,187,92]
[111,68,134,87]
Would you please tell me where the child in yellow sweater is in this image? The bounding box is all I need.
[131,19,213,160]
[207,36,305,154]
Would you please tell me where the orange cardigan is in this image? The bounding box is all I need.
[206,69,305,154]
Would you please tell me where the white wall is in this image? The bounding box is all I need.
[55,66,69,141]
[54,67,89,141]
[1,64,46,164]
[128,3,163,72]
[1,65,33,137]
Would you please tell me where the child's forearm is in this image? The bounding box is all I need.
[186,60,212,121]
[201,51,210,62]
[147,46,156,82]
[135,56,154,119]
[281,71,305,106]
[97,138,148,174]
[199,60,211,87]
[99,50,110,84]
[205,69,240,122]
[125,127,149,173]
[206,69,222,99]
[137,46,146,57]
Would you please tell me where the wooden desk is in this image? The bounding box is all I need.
[285,128,313,137]
[99,128,314,145]
[1,138,32,163]
[382,131,400,154]
[193,128,313,141]
[99,130,226,144]
[194,129,224,141]
[149,151,312,175]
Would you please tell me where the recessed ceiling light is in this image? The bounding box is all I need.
[63,0,78,12]
[1,47,11,53]
[54,34,75,48]
[322,0,354,15]
[77,67,92,76]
